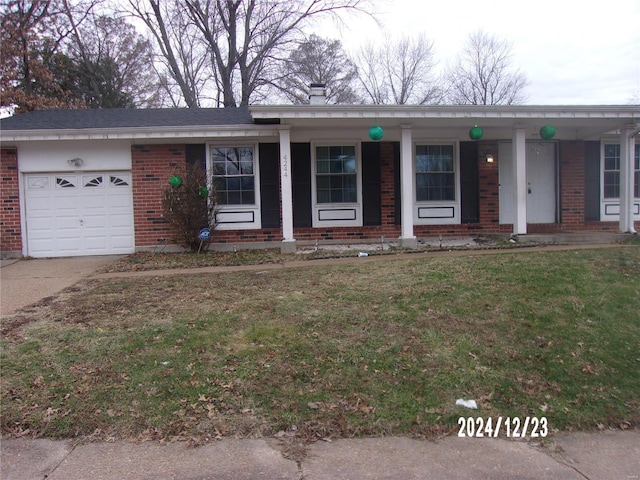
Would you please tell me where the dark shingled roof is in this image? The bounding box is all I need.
[0,107,253,130]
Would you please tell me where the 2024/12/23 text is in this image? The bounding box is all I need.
[458,417,548,438]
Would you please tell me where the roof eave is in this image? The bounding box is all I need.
[0,124,276,142]
[250,104,640,121]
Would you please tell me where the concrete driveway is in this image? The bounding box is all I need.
[0,256,119,315]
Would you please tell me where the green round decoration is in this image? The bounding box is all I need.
[469,125,483,140]
[369,125,384,141]
[198,186,209,198]
[540,125,556,140]
[169,175,182,188]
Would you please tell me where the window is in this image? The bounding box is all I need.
[316,145,357,203]
[415,144,455,201]
[211,147,255,205]
[84,176,103,187]
[56,177,76,188]
[110,175,129,187]
[603,144,640,198]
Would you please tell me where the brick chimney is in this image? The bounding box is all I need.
[308,83,327,105]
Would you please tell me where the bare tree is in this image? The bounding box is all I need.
[444,30,528,105]
[126,0,372,107]
[126,0,205,107]
[59,1,162,108]
[356,34,442,105]
[273,34,360,104]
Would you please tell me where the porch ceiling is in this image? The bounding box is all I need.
[251,105,640,141]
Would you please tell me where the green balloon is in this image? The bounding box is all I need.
[540,125,556,140]
[198,187,209,198]
[469,125,483,140]
[369,126,384,141]
[169,175,182,188]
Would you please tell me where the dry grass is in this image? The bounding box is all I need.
[2,246,639,445]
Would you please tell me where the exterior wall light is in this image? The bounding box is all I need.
[67,157,84,167]
[486,154,494,163]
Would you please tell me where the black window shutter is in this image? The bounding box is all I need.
[584,141,601,222]
[258,143,281,229]
[186,144,206,169]
[292,143,312,228]
[362,142,382,226]
[459,141,479,224]
[393,142,401,225]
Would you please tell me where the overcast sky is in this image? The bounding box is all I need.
[321,0,640,105]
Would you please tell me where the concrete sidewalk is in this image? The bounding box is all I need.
[2,431,639,480]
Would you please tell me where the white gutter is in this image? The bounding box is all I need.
[250,104,640,120]
[0,124,279,142]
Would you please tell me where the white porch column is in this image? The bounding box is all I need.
[619,126,637,234]
[512,127,527,235]
[279,126,296,252]
[399,124,417,247]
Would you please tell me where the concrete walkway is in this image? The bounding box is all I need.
[0,256,118,315]
[2,430,639,480]
[0,244,626,315]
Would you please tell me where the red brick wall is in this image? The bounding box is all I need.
[478,141,503,231]
[131,142,637,250]
[414,140,508,237]
[513,140,638,233]
[131,145,186,248]
[0,148,22,255]
[559,141,585,229]
[380,142,399,230]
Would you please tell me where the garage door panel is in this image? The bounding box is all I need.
[55,196,80,211]
[109,199,132,211]
[83,198,108,210]
[28,215,55,229]
[27,196,55,213]
[56,215,81,229]
[25,172,134,257]
[109,212,133,227]
[84,237,108,251]
[110,235,135,249]
[29,238,54,255]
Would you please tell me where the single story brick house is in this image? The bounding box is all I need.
[1,96,639,258]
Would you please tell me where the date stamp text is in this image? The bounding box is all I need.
[457,416,548,438]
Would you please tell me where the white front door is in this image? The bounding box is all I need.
[499,142,557,225]
[526,143,556,223]
[24,172,135,257]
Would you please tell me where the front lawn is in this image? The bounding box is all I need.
[1,247,638,443]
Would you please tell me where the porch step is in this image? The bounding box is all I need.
[513,232,633,245]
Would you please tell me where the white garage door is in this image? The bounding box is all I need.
[25,172,135,257]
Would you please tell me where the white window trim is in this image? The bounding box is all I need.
[311,141,363,228]
[413,140,461,225]
[599,140,640,222]
[207,143,262,230]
